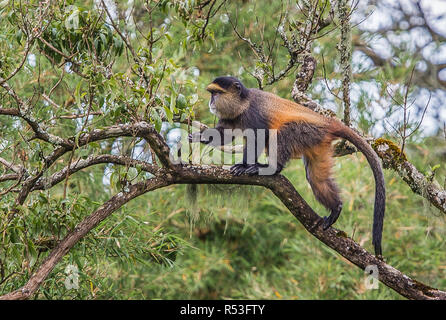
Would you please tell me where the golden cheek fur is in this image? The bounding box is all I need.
[214,94,240,119]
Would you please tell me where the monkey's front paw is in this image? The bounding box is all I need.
[230,164,259,176]
[188,133,202,143]
[188,133,210,144]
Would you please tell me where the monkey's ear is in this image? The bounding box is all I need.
[234,81,241,94]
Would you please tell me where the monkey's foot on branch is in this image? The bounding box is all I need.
[230,163,259,176]
[322,203,343,230]
[230,163,280,176]
[230,163,269,176]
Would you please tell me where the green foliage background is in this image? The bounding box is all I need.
[0,0,445,299]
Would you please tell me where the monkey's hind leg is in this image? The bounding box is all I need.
[303,147,343,230]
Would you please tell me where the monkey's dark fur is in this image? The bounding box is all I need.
[190,76,386,256]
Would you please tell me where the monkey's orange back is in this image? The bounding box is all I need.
[255,90,327,129]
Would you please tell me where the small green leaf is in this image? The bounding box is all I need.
[164,104,173,123]
[170,91,176,113]
[151,110,162,132]
[28,240,38,268]
[177,94,187,109]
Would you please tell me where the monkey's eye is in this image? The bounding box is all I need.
[210,92,218,104]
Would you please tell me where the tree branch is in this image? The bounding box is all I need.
[0,86,71,148]
[2,164,445,299]
[337,0,352,126]
[0,173,19,183]
[0,156,24,175]
[373,139,446,214]
[31,154,161,191]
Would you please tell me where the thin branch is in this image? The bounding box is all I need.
[37,36,87,79]
[0,173,20,182]
[321,53,342,100]
[337,0,352,126]
[0,82,70,147]
[0,156,24,175]
[31,154,161,191]
[0,38,33,85]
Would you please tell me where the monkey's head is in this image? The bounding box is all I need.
[206,76,249,119]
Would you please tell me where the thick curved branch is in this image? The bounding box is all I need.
[2,164,445,300]
[4,121,175,207]
[170,165,446,299]
[74,122,175,170]
[0,45,443,300]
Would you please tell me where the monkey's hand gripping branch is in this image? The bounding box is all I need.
[188,132,272,176]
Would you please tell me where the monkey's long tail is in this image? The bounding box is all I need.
[331,121,386,257]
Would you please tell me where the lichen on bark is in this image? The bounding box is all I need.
[372,138,407,169]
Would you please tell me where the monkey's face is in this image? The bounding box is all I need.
[208,91,220,115]
[206,84,230,119]
[206,79,247,119]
